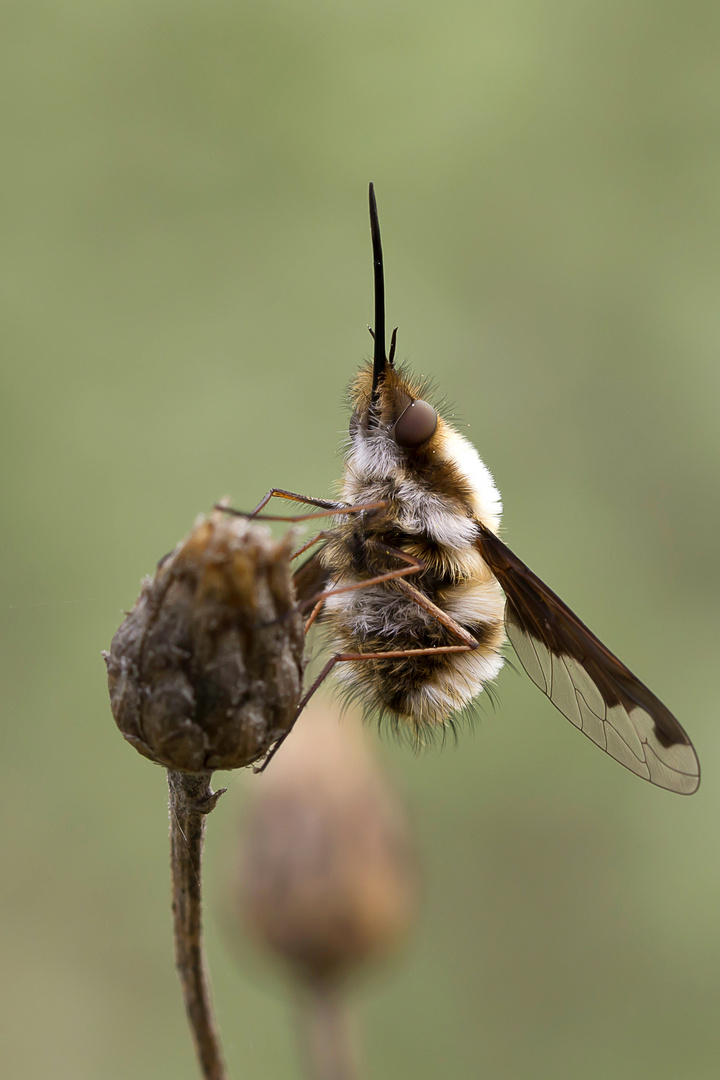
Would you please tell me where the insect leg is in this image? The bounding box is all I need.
[367,540,479,648]
[277,542,469,636]
[255,644,475,773]
[394,578,479,648]
[299,645,475,712]
[296,556,424,612]
[304,598,325,633]
[297,541,482,653]
[215,499,390,524]
[292,530,333,561]
[301,545,479,649]
[249,489,346,517]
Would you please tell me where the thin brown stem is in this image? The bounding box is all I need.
[300,983,359,1080]
[168,770,228,1080]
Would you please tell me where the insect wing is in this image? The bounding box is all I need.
[475,525,700,794]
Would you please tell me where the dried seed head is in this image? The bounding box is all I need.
[237,705,418,987]
[105,511,305,773]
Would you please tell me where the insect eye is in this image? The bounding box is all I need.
[392,400,438,448]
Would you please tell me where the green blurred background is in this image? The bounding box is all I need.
[2,1,719,1077]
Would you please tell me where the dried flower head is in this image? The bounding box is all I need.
[105,511,305,773]
[237,705,418,987]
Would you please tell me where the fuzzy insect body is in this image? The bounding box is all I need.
[231,184,700,794]
[320,362,506,731]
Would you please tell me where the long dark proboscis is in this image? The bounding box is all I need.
[369,182,387,403]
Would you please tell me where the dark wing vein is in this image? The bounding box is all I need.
[475,524,700,794]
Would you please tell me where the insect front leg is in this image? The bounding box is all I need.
[248,488,346,517]
[217,499,390,524]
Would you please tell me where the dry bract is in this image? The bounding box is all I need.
[105,511,305,772]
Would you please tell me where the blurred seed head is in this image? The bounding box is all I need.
[237,705,418,988]
[105,511,305,773]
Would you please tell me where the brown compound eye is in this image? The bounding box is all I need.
[392,399,438,449]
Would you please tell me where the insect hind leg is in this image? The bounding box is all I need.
[255,643,476,773]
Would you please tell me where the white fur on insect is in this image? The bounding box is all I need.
[341,414,502,546]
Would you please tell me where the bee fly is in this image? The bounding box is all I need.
[224,184,700,794]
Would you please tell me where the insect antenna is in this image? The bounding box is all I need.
[388,326,398,365]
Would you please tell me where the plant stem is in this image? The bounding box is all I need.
[168,769,228,1080]
[301,982,359,1080]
